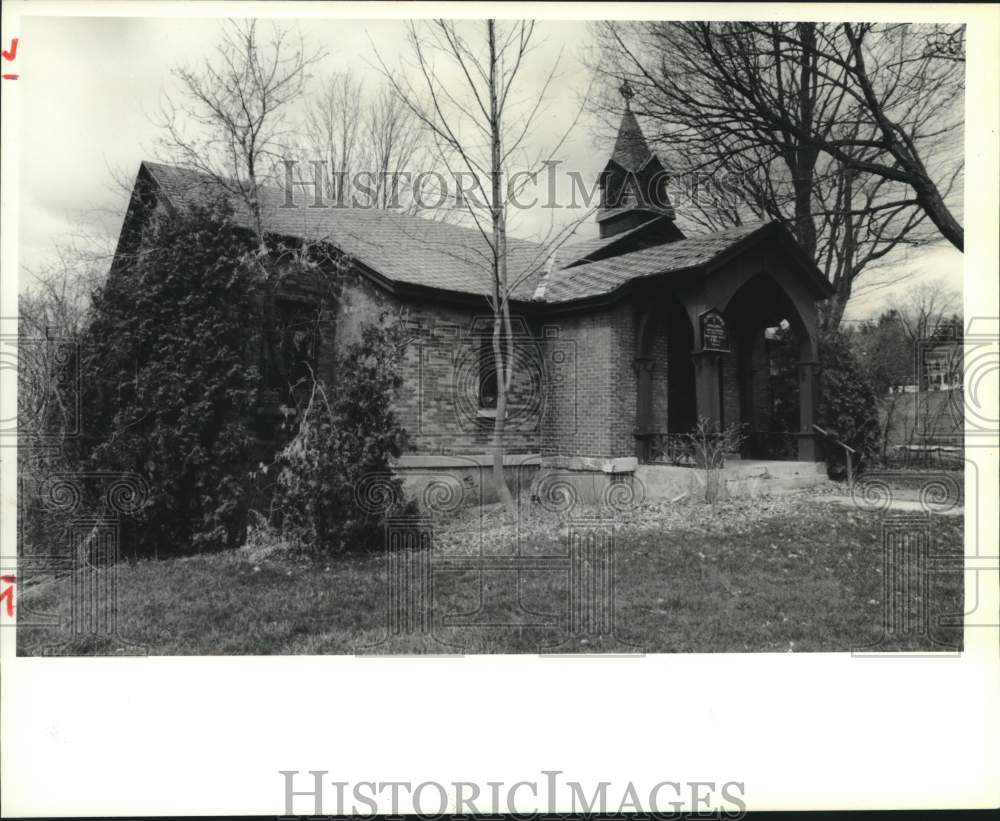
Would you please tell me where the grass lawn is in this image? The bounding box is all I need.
[16,490,963,655]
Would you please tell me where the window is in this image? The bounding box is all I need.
[273,300,319,395]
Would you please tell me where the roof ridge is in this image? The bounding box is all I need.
[135,159,550,301]
[141,159,546,250]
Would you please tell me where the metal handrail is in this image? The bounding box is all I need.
[812,424,855,487]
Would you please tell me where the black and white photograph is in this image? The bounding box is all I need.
[1,1,997,816]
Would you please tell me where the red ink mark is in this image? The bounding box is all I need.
[2,38,18,78]
[0,575,14,617]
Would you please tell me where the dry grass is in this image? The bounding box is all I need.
[17,489,963,656]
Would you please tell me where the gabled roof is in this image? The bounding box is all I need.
[551,217,660,268]
[122,162,832,310]
[137,161,550,302]
[540,221,834,304]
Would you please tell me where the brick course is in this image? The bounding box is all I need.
[326,273,782,463]
[331,273,540,456]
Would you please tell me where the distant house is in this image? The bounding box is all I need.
[112,100,834,503]
[921,337,963,391]
[888,326,963,394]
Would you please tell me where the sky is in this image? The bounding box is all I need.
[16,13,963,322]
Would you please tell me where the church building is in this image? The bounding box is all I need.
[113,86,835,506]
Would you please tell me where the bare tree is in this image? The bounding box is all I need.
[156,19,325,253]
[303,70,365,206]
[589,21,964,328]
[365,84,431,211]
[375,20,590,513]
[893,278,960,351]
[301,71,458,217]
[18,235,113,547]
[831,23,965,250]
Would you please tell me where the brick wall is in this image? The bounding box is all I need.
[332,273,540,455]
[326,270,778,462]
[541,309,615,458]
[611,301,639,457]
[541,302,641,461]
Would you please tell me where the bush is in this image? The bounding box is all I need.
[683,417,746,502]
[75,201,262,557]
[817,329,882,477]
[270,315,411,554]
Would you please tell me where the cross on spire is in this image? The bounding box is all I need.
[618,78,635,109]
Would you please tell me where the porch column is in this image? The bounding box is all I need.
[796,359,819,461]
[633,356,655,458]
[692,350,722,427]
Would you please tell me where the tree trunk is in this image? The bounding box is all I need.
[791,23,819,260]
[840,23,965,252]
[916,187,965,251]
[487,20,516,515]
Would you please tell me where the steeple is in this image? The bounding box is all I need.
[609,79,653,170]
[597,79,678,240]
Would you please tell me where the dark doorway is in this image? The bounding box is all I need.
[666,296,696,433]
[726,274,805,459]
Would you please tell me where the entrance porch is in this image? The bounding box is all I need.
[632,266,823,466]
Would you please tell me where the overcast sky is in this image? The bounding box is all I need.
[17,13,963,321]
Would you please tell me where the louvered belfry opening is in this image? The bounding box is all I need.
[597,80,677,239]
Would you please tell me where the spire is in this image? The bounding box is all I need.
[595,78,680,240]
[610,109,654,172]
[608,79,654,171]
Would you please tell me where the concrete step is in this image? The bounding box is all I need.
[722,460,827,480]
[636,461,832,501]
[725,473,831,497]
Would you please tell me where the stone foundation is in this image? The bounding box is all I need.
[393,453,540,512]
[533,457,828,508]
[395,452,827,512]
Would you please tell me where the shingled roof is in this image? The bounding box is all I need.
[538,223,759,303]
[549,217,661,269]
[128,161,830,308]
[540,221,833,304]
[139,161,550,301]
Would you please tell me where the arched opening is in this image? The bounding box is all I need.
[665,295,696,433]
[724,273,817,459]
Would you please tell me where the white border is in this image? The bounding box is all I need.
[2,2,998,816]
